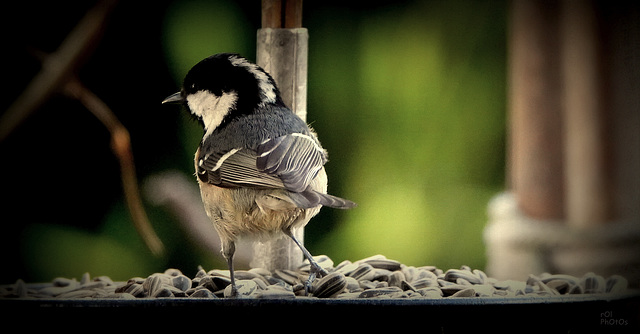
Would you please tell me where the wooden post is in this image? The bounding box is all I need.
[258,0,308,121]
[508,0,565,220]
[561,0,613,227]
[251,0,309,271]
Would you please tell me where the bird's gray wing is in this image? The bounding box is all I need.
[197,133,355,209]
[197,133,325,191]
[197,148,285,189]
[255,133,327,193]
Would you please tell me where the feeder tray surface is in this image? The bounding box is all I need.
[2,254,639,331]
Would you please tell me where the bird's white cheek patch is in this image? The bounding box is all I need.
[187,91,238,139]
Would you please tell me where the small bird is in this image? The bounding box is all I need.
[163,53,355,295]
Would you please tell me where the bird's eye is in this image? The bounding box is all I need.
[191,83,197,90]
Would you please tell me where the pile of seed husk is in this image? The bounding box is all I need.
[1,254,630,299]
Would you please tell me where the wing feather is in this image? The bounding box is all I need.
[198,132,326,192]
[256,133,327,192]
[196,132,356,209]
[198,149,284,189]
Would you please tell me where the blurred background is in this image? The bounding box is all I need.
[2,0,508,283]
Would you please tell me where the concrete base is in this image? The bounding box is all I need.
[484,192,640,288]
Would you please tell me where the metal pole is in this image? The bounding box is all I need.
[251,0,309,271]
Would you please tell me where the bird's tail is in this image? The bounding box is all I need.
[289,190,357,210]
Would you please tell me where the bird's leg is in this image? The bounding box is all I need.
[221,240,237,297]
[284,228,328,293]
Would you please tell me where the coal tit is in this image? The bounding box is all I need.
[163,53,355,295]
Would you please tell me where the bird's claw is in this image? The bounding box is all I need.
[224,284,238,298]
[304,263,329,294]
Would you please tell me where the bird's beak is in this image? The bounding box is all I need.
[162,92,184,104]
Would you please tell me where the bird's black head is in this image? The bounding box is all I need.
[163,53,283,135]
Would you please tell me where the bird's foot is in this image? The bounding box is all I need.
[224,283,238,298]
[304,263,329,294]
